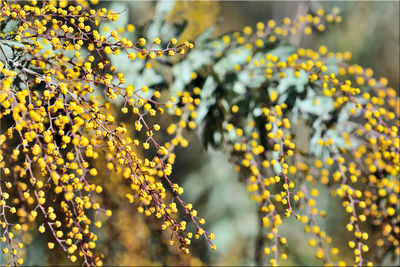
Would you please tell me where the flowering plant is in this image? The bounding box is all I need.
[0,1,398,266]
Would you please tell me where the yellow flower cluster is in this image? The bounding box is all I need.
[218,7,341,49]
[0,1,398,266]
[0,0,210,265]
[189,6,398,266]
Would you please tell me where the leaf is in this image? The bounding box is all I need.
[253,107,262,117]
[195,25,216,46]
[159,23,179,40]
[233,81,246,94]
[201,76,218,100]
[267,45,296,60]
[326,129,348,149]
[155,0,176,18]
[1,40,25,49]
[276,69,308,96]
[138,67,163,88]
[187,50,213,70]
[2,19,19,36]
[297,96,334,117]
[146,0,176,40]
[0,43,13,64]
[195,76,218,124]
[325,57,340,75]
[337,102,355,123]
[310,119,324,156]
[213,131,222,145]
[170,60,193,94]
[213,46,251,78]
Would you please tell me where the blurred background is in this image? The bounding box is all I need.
[161,1,399,266]
[19,1,399,266]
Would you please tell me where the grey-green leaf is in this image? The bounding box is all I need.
[0,43,13,64]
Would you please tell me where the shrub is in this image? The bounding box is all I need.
[0,0,398,266]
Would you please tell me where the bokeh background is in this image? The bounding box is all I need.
[161,1,400,266]
[17,1,399,266]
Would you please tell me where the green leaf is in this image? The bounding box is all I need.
[138,67,163,88]
[1,40,25,49]
[2,19,19,36]
[276,69,308,96]
[195,76,217,124]
[253,107,262,117]
[338,102,355,123]
[171,60,193,94]
[310,120,323,156]
[196,25,216,46]
[297,96,334,117]
[0,43,13,64]
[213,46,251,78]
[325,57,340,75]
[187,50,213,70]
[326,129,348,149]
[267,45,296,60]
[233,81,246,94]
[146,0,176,40]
